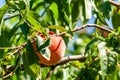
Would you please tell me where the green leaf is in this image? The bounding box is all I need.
[0,17,4,36]
[98,42,107,80]
[28,10,41,20]
[84,0,92,19]
[29,63,41,77]
[20,23,29,37]
[23,40,40,77]
[9,5,29,38]
[95,11,107,25]
[48,25,66,32]
[0,4,8,22]
[84,38,98,55]
[63,12,70,24]
[16,3,30,27]
[36,36,51,52]
[72,0,81,22]
[27,13,46,35]
[35,35,51,60]
[107,51,118,73]
[72,0,92,23]
[94,1,111,18]
[17,0,26,10]
[117,70,120,80]
[49,2,59,20]
[112,7,120,29]
[28,10,49,27]
[0,4,8,35]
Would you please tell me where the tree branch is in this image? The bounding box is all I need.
[43,55,85,79]
[4,14,20,21]
[109,0,120,8]
[72,24,112,33]
[1,55,85,79]
[58,24,112,36]
[10,43,26,56]
[46,66,56,80]
[56,55,85,66]
[1,54,20,79]
[40,55,85,67]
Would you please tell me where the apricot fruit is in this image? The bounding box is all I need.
[32,32,66,66]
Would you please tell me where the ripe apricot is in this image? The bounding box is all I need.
[32,32,66,66]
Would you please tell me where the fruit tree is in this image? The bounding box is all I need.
[0,0,120,80]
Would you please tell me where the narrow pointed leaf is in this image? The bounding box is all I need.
[98,42,107,80]
[48,25,66,32]
[23,40,40,77]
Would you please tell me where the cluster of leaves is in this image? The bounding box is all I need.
[0,0,120,80]
[76,31,120,80]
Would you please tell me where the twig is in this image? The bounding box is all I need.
[56,55,85,66]
[3,55,85,72]
[2,55,85,79]
[46,66,56,80]
[10,43,26,56]
[40,55,85,67]
[72,24,112,33]
[58,24,112,36]
[109,0,120,8]
[24,20,33,28]
[4,14,20,21]
[1,53,20,79]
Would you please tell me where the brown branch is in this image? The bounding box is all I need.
[44,55,85,79]
[2,55,85,69]
[46,66,56,80]
[40,55,86,67]
[109,0,120,8]
[1,54,20,79]
[1,55,85,79]
[72,24,112,33]
[56,55,85,66]
[10,43,26,56]
[58,24,112,36]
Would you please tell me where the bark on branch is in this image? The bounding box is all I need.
[41,55,85,67]
[109,0,120,8]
